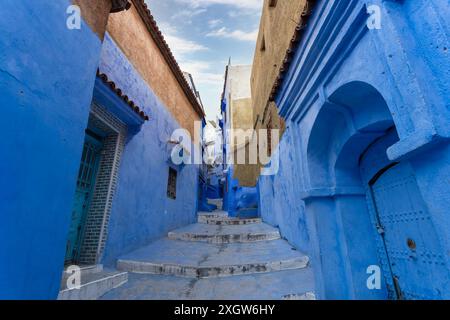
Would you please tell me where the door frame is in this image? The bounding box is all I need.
[75,132,103,262]
[367,162,402,299]
[65,132,104,265]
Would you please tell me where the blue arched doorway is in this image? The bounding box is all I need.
[303,81,448,299]
[360,129,448,299]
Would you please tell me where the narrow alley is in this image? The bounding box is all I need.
[1,0,450,304]
[92,199,313,300]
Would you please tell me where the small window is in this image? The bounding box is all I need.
[167,168,177,199]
[269,0,278,7]
[260,35,266,52]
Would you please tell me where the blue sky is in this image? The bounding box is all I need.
[145,0,263,120]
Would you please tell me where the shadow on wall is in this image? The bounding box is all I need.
[225,166,259,218]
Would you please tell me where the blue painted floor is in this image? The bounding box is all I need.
[168,222,278,235]
[101,203,315,300]
[117,238,306,268]
[101,269,315,300]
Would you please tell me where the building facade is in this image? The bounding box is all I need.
[221,63,259,217]
[0,0,204,299]
[251,0,306,162]
[198,120,223,212]
[254,0,450,299]
[203,120,224,200]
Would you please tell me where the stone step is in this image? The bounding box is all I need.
[101,269,315,300]
[200,217,262,225]
[207,198,223,210]
[235,208,259,219]
[282,292,317,300]
[58,269,128,300]
[61,264,103,281]
[197,211,228,223]
[117,238,309,278]
[168,222,280,244]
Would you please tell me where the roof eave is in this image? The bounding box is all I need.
[269,0,317,102]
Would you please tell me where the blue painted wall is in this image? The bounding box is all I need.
[0,5,202,298]
[205,166,222,201]
[0,1,103,299]
[223,166,258,218]
[98,34,199,266]
[221,93,259,217]
[258,126,310,254]
[259,0,450,299]
[199,181,217,212]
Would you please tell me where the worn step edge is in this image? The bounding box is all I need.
[62,264,103,279]
[117,256,309,279]
[200,218,262,225]
[282,292,316,300]
[58,272,128,300]
[198,211,227,216]
[197,214,228,223]
[167,231,281,243]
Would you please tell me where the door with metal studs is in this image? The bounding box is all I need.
[369,161,448,299]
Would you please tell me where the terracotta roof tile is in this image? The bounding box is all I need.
[97,70,150,121]
[131,0,206,118]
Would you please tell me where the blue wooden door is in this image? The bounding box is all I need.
[370,162,448,299]
[65,134,103,264]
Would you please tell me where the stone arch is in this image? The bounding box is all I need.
[304,81,398,299]
[307,81,395,190]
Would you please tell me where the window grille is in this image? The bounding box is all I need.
[167,167,177,199]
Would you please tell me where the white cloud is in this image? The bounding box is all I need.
[164,34,209,56]
[208,19,223,28]
[175,0,262,10]
[195,72,224,85]
[148,0,261,119]
[228,9,258,18]
[156,24,222,87]
[171,8,207,20]
[159,25,254,84]
[206,27,258,42]
[181,61,224,85]
[158,23,208,58]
